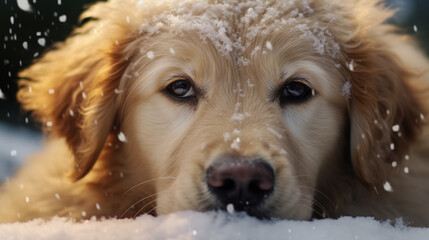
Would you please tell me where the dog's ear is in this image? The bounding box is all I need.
[18,16,131,180]
[346,35,424,186]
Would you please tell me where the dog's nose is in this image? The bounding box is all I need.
[206,156,274,211]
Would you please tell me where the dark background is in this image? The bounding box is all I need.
[1,0,428,129]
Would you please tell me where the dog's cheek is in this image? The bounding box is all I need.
[282,100,347,182]
[118,95,197,213]
[123,96,195,170]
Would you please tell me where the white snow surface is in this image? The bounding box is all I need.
[1,212,429,240]
[1,123,429,238]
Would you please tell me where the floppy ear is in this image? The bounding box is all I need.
[346,35,424,186]
[17,11,131,180]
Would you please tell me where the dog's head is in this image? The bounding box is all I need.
[18,0,424,220]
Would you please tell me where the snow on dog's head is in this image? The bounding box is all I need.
[16,0,424,221]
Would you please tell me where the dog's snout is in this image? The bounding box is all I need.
[206,156,274,211]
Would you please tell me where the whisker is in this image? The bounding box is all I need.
[299,194,329,218]
[145,194,176,216]
[133,195,168,218]
[146,205,160,216]
[295,184,337,213]
[122,176,176,196]
[120,190,167,218]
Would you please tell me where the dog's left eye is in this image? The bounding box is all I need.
[166,78,196,99]
[279,80,313,105]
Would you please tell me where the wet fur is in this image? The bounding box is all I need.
[1,0,429,226]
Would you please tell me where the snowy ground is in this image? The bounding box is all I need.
[1,212,429,240]
[1,122,429,240]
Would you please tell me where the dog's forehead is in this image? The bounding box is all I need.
[121,0,350,105]
[136,0,342,61]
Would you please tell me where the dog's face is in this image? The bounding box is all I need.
[18,0,423,220]
[119,29,348,219]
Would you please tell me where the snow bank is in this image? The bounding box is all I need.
[0,211,428,240]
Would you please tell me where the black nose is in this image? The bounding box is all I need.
[206,156,275,211]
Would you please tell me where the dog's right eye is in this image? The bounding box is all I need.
[278,80,313,106]
[165,78,197,100]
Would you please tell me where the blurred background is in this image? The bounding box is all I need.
[0,0,428,181]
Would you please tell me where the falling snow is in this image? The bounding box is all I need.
[231,137,241,150]
[266,124,283,139]
[231,112,251,122]
[37,38,46,46]
[404,167,409,174]
[348,60,355,71]
[265,41,273,50]
[114,89,124,94]
[341,81,352,99]
[146,51,155,59]
[226,203,235,214]
[10,150,17,157]
[223,132,231,142]
[118,132,127,142]
[59,15,67,23]
[232,129,241,135]
[0,88,5,99]
[383,181,393,192]
[392,125,400,132]
[17,0,32,12]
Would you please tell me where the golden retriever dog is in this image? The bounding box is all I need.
[1,0,429,226]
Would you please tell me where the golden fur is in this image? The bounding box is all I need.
[1,0,429,226]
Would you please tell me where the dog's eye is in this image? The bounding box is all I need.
[279,81,313,105]
[166,79,196,99]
